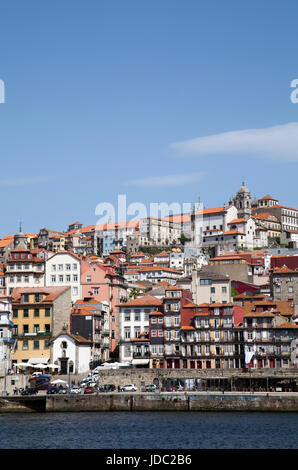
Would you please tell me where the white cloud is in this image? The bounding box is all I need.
[171,122,298,161]
[125,171,206,188]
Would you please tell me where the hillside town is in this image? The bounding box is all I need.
[1,181,298,393]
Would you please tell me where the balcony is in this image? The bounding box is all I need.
[133,352,150,359]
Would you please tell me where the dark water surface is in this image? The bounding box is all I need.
[1,411,298,449]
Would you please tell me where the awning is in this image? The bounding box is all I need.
[131,359,150,365]
[28,357,50,365]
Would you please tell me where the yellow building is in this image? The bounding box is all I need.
[11,286,71,367]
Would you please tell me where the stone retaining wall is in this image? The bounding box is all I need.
[2,393,298,413]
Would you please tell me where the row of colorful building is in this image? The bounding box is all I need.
[1,183,298,376]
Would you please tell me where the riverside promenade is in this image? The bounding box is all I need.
[2,391,298,413]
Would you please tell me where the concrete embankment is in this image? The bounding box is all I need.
[2,393,298,413]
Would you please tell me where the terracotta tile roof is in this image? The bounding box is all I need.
[149,310,163,316]
[244,310,276,318]
[274,322,298,329]
[228,218,247,224]
[273,265,298,274]
[259,195,278,201]
[222,230,245,236]
[12,286,70,303]
[118,295,163,307]
[131,337,150,342]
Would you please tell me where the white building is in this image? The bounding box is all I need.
[51,332,92,375]
[45,251,86,303]
[0,295,14,375]
[169,251,184,270]
[118,295,163,365]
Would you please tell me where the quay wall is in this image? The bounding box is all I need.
[45,393,298,412]
[2,393,298,413]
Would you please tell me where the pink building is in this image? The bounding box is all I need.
[81,261,128,355]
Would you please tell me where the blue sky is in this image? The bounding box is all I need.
[0,1,298,237]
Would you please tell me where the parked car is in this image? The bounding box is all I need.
[101,384,115,392]
[70,386,81,395]
[145,384,158,392]
[36,382,50,391]
[58,387,68,394]
[21,387,38,396]
[121,384,137,392]
[87,381,98,388]
[47,386,59,395]
[79,379,89,388]
[84,386,96,394]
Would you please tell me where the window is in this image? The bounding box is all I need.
[23,325,29,334]
[23,308,29,318]
[210,287,215,293]
[86,276,91,282]
[124,328,130,339]
[73,275,78,282]
[12,325,18,336]
[22,340,28,350]
[124,345,131,357]
[24,275,29,283]
[73,287,78,295]
[58,264,63,271]
[93,288,99,294]
[200,279,211,285]
[66,275,71,282]
[45,308,51,317]
[151,317,157,324]
[33,340,40,350]
[73,264,77,270]
[13,309,18,318]
[124,312,130,322]
[34,308,39,317]
[158,330,163,337]
[51,275,56,282]
[34,294,40,302]
[66,264,71,270]
[59,275,63,282]
[52,265,56,271]
[134,311,140,321]
[23,294,29,302]
[34,324,39,333]
[288,286,294,293]
[151,330,157,337]
[222,286,227,293]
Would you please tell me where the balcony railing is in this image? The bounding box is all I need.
[133,352,150,358]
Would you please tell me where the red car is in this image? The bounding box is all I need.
[84,386,96,394]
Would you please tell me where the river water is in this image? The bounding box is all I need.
[1,411,298,449]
